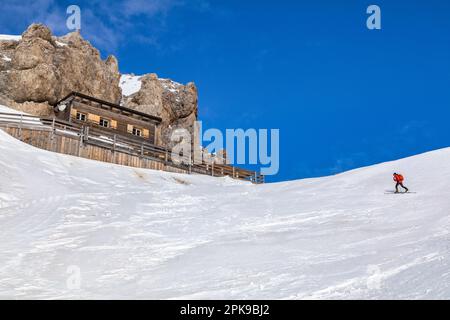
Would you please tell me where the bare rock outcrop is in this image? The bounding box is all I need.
[1,23,199,149]
[0,23,121,115]
[122,73,198,148]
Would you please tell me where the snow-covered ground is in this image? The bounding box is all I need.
[0,124,450,299]
[0,105,24,114]
[120,74,142,96]
[0,34,21,41]
[119,74,184,97]
[159,78,183,93]
[0,105,45,128]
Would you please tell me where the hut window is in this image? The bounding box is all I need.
[99,118,110,128]
[132,127,142,137]
[76,112,87,122]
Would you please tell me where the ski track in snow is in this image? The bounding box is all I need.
[0,113,450,299]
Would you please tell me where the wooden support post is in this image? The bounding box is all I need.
[78,135,82,156]
[68,101,73,124]
[211,162,214,177]
[78,127,83,157]
[19,113,23,141]
[233,166,235,178]
[112,134,117,163]
[51,116,56,151]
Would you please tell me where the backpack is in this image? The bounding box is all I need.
[396,174,404,182]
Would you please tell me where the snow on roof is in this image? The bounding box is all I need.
[0,34,21,41]
[120,74,142,97]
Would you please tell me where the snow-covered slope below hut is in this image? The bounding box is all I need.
[0,121,450,299]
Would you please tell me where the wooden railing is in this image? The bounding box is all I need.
[0,112,264,184]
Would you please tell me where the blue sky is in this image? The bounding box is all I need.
[1,0,450,182]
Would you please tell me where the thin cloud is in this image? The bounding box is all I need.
[0,0,211,54]
[0,0,56,34]
[121,0,180,17]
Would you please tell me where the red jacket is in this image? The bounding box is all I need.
[393,174,404,183]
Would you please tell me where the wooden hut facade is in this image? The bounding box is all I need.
[54,92,162,145]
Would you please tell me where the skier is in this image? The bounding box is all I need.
[393,173,409,193]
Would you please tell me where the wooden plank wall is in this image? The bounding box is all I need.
[4,127,188,175]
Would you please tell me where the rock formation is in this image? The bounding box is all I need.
[0,23,121,116]
[121,73,198,147]
[0,23,199,148]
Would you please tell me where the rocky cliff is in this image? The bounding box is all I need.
[121,73,198,147]
[0,24,198,147]
[0,24,121,116]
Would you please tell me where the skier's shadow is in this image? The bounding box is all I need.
[384,190,417,194]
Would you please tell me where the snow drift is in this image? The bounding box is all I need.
[0,121,449,299]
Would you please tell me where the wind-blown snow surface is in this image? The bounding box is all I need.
[0,129,450,299]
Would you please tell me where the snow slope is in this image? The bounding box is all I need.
[0,126,450,299]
